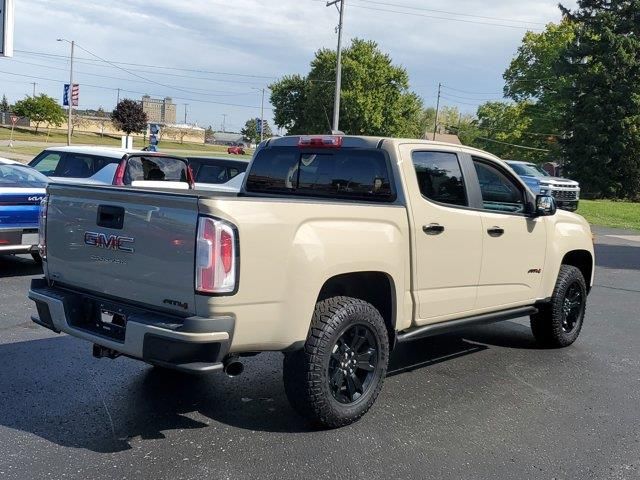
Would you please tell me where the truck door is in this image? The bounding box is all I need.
[399,145,483,325]
[469,156,547,308]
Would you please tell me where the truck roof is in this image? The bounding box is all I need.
[42,145,143,159]
[264,135,502,162]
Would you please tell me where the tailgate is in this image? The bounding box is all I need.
[45,184,199,316]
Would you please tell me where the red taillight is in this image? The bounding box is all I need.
[298,135,343,148]
[186,165,196,189]
[38,195,48,261]
[113,159,126,185]
[195,217,237,294]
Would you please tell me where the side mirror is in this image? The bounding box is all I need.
[535,195,557,216]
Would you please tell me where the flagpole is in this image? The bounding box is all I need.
[58,38,74,146]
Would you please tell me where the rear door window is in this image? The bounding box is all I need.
[124,156,189,184]
[412,151,468,207]
[54,154,116,178]
[30,152,63,176]
[246,148,394,202]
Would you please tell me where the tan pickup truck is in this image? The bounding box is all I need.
[29,135,594,428]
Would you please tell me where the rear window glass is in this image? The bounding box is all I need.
[0,165,48,187]
[124,156,189,184]
[246,148,394,202]
[30,152,119,178]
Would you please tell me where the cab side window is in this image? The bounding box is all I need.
[412,151,467,207]
[473,158,525,214]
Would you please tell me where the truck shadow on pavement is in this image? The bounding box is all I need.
[594,243,640,271]
[0,254,42,278]
[0,323,539,453]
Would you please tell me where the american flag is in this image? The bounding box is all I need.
[63,83,79,107]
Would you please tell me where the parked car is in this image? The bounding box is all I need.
[0,157,23,165]
[0,163,48,262]
[227,145,245,155]
[187,157,248,185]
[187,156,248,192]
[505,160,580,212]
[29,146,194,189]
[30,135,594,428]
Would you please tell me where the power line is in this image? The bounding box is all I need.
[70,42,200,96]
[14,49,277,79]
[441,85,505,96]
[351,0,547,26]
[16,50,270,86]
[346,4,543,30]
[474,136,550,151]
[9,58,257,97]
[0,70,272,110]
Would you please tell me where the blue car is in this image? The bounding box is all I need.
[505,160,581,212]
[0,162,48,262]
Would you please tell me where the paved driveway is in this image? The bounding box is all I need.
[0,227,638,479]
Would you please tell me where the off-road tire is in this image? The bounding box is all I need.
[283,296,389,428]
[530,265,587,348]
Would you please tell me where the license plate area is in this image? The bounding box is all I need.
[96,307,127,342]
[68,298,128,343]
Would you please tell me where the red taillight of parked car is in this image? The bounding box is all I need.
[195,216,237,294]
[113,159,127,185]
[38,195,48,261]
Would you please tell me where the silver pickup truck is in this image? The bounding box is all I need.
[29,135,594,428]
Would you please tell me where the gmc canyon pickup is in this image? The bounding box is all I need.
[29,135,594,428]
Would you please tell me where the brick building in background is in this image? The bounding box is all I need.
[141,95,176,124]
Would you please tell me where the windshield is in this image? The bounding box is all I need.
[509,162,550,177]
[0,164,49,188]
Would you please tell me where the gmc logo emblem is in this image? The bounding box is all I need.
[84,231,135,253]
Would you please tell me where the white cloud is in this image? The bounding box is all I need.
[1,0,576,131]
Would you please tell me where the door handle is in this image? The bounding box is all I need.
[423,223,445,235]
[487,226,505,237]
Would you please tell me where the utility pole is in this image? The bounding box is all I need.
[433,82,441,141]
[183,103,188,124]
[221,114,227,133]
[31,82,36,97]
[58,39,75,146]
[260,88,265,143]
[116,88,121,104]
[327,0,345,133]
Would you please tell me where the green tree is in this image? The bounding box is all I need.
[241,118,273,144]
[500,21,577,160]
[111,99,147,136]
[205,125,215,143]
[470,101,554,162]
[12,94,65,133]
[557,0,640,199]
[0,95,10,112]
[270,39,424,137]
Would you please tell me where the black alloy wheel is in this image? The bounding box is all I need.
[328,324,379,404]
[562,282,584,333]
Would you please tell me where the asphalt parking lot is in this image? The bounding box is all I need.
[0,227,639,480]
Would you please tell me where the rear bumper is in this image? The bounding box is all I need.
[28,279,234,374]
[0,227,39,254]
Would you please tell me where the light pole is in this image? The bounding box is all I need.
[57,38,74,146]
[327,0,345,134]
[251,87,268,143]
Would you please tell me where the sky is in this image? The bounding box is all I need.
[0,0,576,133]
